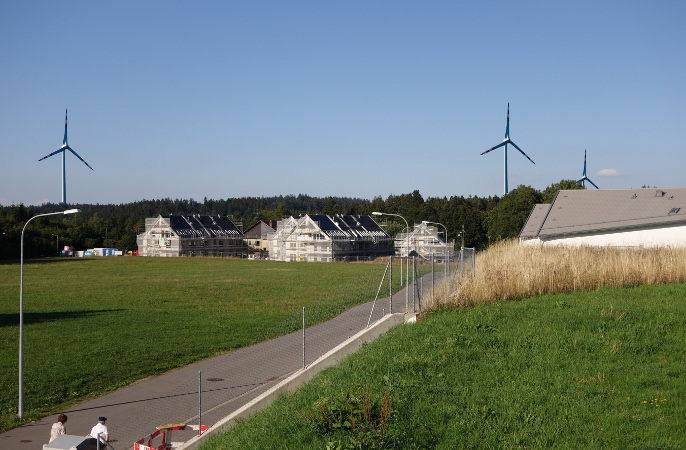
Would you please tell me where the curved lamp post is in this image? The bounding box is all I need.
[19,209,80,419]
[372,212,410,309]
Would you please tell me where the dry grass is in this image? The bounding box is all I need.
[433,239,686,308]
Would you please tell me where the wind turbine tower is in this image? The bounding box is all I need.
[38,110,94,204]
[577,150,599,189]
[480,103,535,195]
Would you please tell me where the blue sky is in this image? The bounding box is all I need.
[1,1,684,206]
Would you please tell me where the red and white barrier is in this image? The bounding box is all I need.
[134,424,209,450]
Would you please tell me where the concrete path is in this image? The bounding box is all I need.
[1,278,433,450]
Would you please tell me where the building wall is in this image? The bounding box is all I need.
[268,215,393,262]
[523,223,686,248]
[394,224,454,260]
[137,217,178,257]
[245,238,269,251]
[137,216,245,257]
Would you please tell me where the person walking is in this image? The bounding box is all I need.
[90,416,110,448]
[49,413,68,442]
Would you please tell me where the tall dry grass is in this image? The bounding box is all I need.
[432,239,686,308]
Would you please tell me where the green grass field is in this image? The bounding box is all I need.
[200,282,686,449]
[0,257,390,433]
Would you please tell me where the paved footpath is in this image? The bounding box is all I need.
[1,281,430,450]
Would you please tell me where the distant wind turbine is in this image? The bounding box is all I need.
[38,110,94,204]
[480,103,535,195]
[577,149,599,189]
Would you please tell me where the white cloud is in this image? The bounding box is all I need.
[595,169,621,176]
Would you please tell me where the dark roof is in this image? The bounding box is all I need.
[520,188,686,239]
[161,215,243,239]
[306,214,390,239]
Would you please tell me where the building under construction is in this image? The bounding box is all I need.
[137,215,245,257]
[393,222,455,261]
[268,214,394,262]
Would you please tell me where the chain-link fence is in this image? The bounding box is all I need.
[61,252,475,450]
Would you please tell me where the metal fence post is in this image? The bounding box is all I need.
[198,371,202,435]
[412,256,416,312]
[431,253,434,305]
[302,307,306,369]
[400,257,403,286]
[460,247,464,279]
[389,256,393,314]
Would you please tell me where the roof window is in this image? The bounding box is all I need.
[668,208,681,215]
[656,190,666,197]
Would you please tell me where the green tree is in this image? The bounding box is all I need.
[485,185,542,241]
[542,179,585,203]
[322,197,343,215]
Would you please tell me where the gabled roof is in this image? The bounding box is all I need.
[306,214,390,239]
[521,188,686,239]
[396,222,447,243]
[244,221,276,239]
[161,215,243,239]
[519,204,553,238]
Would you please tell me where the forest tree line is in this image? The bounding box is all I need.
[0,180,583,259]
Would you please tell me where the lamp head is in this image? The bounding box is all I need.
[371,212,383,216]
[63,209,81,215]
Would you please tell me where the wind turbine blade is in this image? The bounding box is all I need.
[509,140,535,164]
[505,102,510,139]
[67,147,94,170]
[63,109,69,146]
[38,148,66,161]
[587,178,599,189]
[480,141,507,155]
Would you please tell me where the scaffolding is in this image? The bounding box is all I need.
[393,223,455,262]
[268,215,394,262]
[137,215,246,257]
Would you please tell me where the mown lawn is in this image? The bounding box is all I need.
[0,257,388,432]
[200,282,686,449]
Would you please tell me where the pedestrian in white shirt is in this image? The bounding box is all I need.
[90,417,109,447]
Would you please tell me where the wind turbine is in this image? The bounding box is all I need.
[480,103,535,195]
[577,149,599,189]
[38,110,94,204]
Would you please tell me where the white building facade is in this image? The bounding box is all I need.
[393,222,455,261]
[268,214,394,262]
[520,188,686,248]
[137,215,245,257]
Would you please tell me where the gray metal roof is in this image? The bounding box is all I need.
[519,204,553,238]
[521,188,686,239]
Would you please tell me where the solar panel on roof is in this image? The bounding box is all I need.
[169,216,193,229]
[161,215,244,238]
[309,215,340,231]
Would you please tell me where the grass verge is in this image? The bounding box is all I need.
[200,282,686,449]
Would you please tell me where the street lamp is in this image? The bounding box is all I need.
[19,208,80,419]
[422,221,449,276]
[372,212,410,308]
[52,234,59,256]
